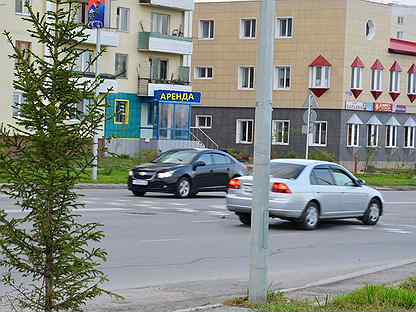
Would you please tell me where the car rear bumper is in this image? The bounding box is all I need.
[226,193,305,219]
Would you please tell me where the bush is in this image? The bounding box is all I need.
[309,149,337,162]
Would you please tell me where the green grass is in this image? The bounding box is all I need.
[357,169,416,188]
[225,277,416,312]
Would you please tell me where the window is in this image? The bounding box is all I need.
[404,127,415,148]
[310,167,334,186]
[16,0,30,15]
[15,40,31,67]
[367,125,379,147]
[75,50,94,73]
[199,20,214,39]
[276,17,293,38]
[272,120,290,145]
[212,154,232,165]
[351,67,363,90]
[312,121,327,146]
[70,99,91,120]
[197,153,214,166]
[275,66,291,90]
[408,72,416,94]
[386,125,398,148]
[390,71,400,93]
[331,168,356,187]
[115,54,128,79]
[371,69,383,91]
[241,19,256,39]
[12,92,26,117]
[347,124,360,147]
[397,31,404,39]
[310,66,331,89]
[239,66,255,89]
[196,115,212,129]
[366,20,375,40]
[114,100,129,124]
[117,7,130,32]
[271,163,305,180]
[236,119,253,144]
[152,13,170,35]
[150,58,168,81]
[195,66,213,79]
[76,1,88,24]
[398,16,404,25]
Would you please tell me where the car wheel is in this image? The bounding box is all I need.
[237,213,251,226]
[362,199,381,226]
[133,190,146,197]
[175,177,191,198]
[299,202,320,230]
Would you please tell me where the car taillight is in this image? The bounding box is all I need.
[228,179,241,190]
[272,183,292,194]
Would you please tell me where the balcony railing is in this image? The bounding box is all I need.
[138,0,194,11]
[138,32,192,55]
[138,76,191,97]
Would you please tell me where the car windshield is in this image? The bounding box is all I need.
[153,150,199,164]
[271,163,305,179]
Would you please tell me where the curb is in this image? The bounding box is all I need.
[173,258,416,312]
[75,184,126,190]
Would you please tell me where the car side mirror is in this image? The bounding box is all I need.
[193,161,206,170]
[357,179,366,186]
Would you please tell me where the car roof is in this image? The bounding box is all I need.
[271,159,336,167]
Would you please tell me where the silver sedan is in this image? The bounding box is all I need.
[226,159,384,230]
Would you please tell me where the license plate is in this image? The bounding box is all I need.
[133,180,148,186]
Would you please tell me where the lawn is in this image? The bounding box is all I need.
[357,170,416,188]
[226,277,416,312]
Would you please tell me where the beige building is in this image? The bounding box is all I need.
[192,0,416,168]
[1,0,195,144]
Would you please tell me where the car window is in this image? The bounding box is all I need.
[310,168,335,185]
[331,168,356,187]
[271,163,305,179]
[155,150,199,164]
[197,153,214,166]
[212,154,233,165]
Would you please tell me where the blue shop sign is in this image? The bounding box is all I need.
[155,90,201,105]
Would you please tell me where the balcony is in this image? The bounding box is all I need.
[83,28,120,47]
[138,32,192,55]
[138,0,194,11]
[138,72,191,97]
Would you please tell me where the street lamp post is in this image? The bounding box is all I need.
[249,0,276,304]
[92,24,101,181]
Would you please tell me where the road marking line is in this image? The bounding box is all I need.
[385,202,416,204]
[209,205,227,210]
[177,208,197,213]
[139,238,184,243]
[170,203,188,206]
[352,226,373,231]
[207,211,230,216]
[381,223,416,229]
[384,228,412,234]
[192,220,219,223]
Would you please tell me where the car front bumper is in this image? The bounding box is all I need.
[128,176,179,193]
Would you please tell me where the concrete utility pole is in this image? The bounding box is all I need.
[305,93,312,160]
[249,0,276,304]
[92,27,101,181]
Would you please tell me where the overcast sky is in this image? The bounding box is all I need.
[196,0,416,5]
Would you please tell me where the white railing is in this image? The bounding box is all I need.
[190,127,219,150]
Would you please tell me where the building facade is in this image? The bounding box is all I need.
[1,0,197,152]
[192,0,416,169]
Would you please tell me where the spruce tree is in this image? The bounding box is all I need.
[0,0,109,311]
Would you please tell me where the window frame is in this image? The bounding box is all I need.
[371,69,383,91]
[408,72,416,95]
[115,53,128,79]
[236,119,254,144]
[346,124,360,147]
[151,12,170,36]
[16,0,31,16]
[351,67,363,90]
[310,166,335,186]
[385,125,398,148]
[274,65,291,90]
[389,70,401,93]
[194,66,214,80]
[309,66,331,89]
[199,19,215,40]
[404,126,415,148]
[239,66,256,90]
[275,17,293,39]
[398,16,404,25]
[12,91,26,118]
[114,99,129,125]
[396,31,404,39]
[117,7,130,32]
[272,120,290,145]
[367,124,379,147]
[195,115,213,129]
[311,121,328,147]
[240,18,256,39]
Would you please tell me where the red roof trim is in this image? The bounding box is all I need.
[408,64,416,74]
[351,57,365,68]
[389,38,416,57]
[371,59,384,71]
[390,61,402,72]
[309,55,332,67]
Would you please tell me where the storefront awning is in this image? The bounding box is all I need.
[347,114,363,125]
[366,115,382,126]
[404,117,416,127]
[386,116,401,126]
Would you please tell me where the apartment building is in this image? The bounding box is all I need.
[1,0,195,150]
[192,0,416,168]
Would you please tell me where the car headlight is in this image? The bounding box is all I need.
[128,170,133,176]
[157,171,174,179]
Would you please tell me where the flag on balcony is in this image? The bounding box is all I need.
[87,0,106,29]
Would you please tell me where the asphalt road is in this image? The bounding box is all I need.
[1,189,416,310]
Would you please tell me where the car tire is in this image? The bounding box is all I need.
[133,190,146,197]
[175,177,192,198]
[361,199,381,226]
[237,213,251,226]
[299,202,320,230]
